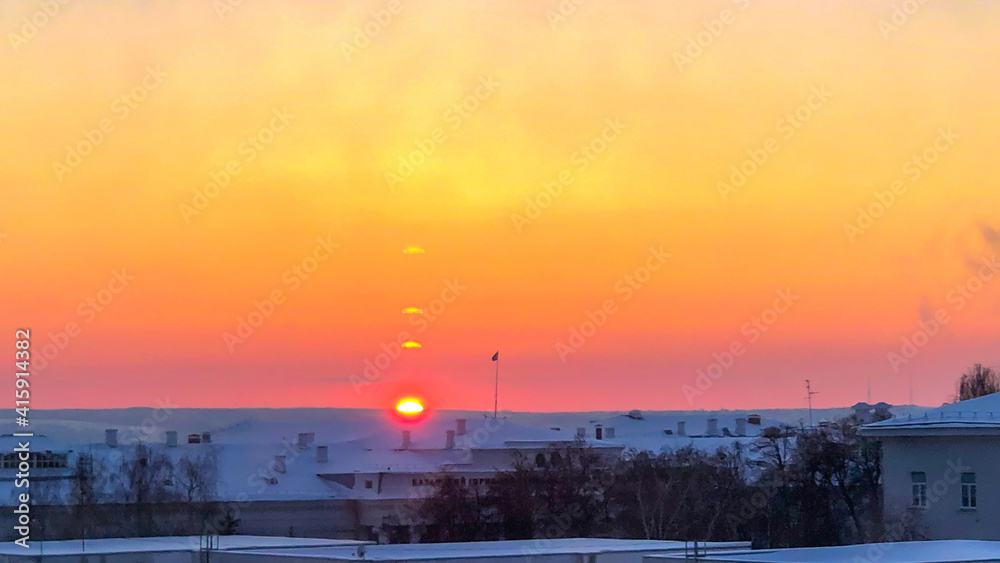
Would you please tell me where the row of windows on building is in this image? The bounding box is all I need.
[410,476,495,487]
[1,452,69,469]
[911,471,976,509]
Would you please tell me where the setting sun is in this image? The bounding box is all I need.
[395,398,426,421]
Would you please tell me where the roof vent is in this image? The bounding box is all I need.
[735,417,747,436]
[706,418,719,437]
[166,430,178,447]
[201,431,212,443]
[748,414,762,425]
[187,433,201,444]
[677,421,686,436]
[105,429,118,448]
[316,445,329,463]
[627,409,644,420]
[297,432,314,450]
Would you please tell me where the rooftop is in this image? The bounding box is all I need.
[210,538,750,560]
[0,535,366,556]
[861,392,1000,436]
[648,540,1000,562]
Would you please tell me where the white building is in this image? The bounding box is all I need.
[0,409,782,543]
[0,417,623,543]
[860,392,1000,540]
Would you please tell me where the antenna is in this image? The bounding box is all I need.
[909,371,913,406]
[805,380,819,428]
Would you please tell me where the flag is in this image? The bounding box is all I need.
[492,352,498,361]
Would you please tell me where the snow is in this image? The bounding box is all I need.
[0,406,924,506]
[0,535,365,556]
[229,538,750,560]
[647,540,1000,562]
[863,392,1000,434]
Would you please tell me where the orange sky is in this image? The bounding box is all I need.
[2,0,999,411]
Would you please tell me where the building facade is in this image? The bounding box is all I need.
[861,393,1000,540]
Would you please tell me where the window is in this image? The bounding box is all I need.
[2,452,69,469]
[961,473,976,509]
[911,472,927,507]
[535,453,546,468]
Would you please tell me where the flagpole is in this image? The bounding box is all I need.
[494,353,499,418]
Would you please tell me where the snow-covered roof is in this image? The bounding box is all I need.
[861,392,1000,436]
[0,535,365,556]
[649,540,1000,562]
[583,412,786,457]
[229,538,750,560]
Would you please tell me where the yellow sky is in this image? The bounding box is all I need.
[1,0,999,410]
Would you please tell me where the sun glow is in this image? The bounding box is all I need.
[395,398,426,421]
[396,399,424,413]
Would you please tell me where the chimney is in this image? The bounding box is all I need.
[401,430,412,450]
[201,431,212,443]
[605,427,615,439]
[166,431,178,447]
[735,417,747,436]
[316,445,329,463]
[677,421,686,436]
[445,430,455,450]
[595,425,603,440]
[707,418,719,436]
[456,419,467,436]
[297,433,310,450]
[576,427,586,439]
[105,428,118,448]
[274,455,287,473]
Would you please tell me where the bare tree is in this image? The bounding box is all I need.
[956,364,999,401]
